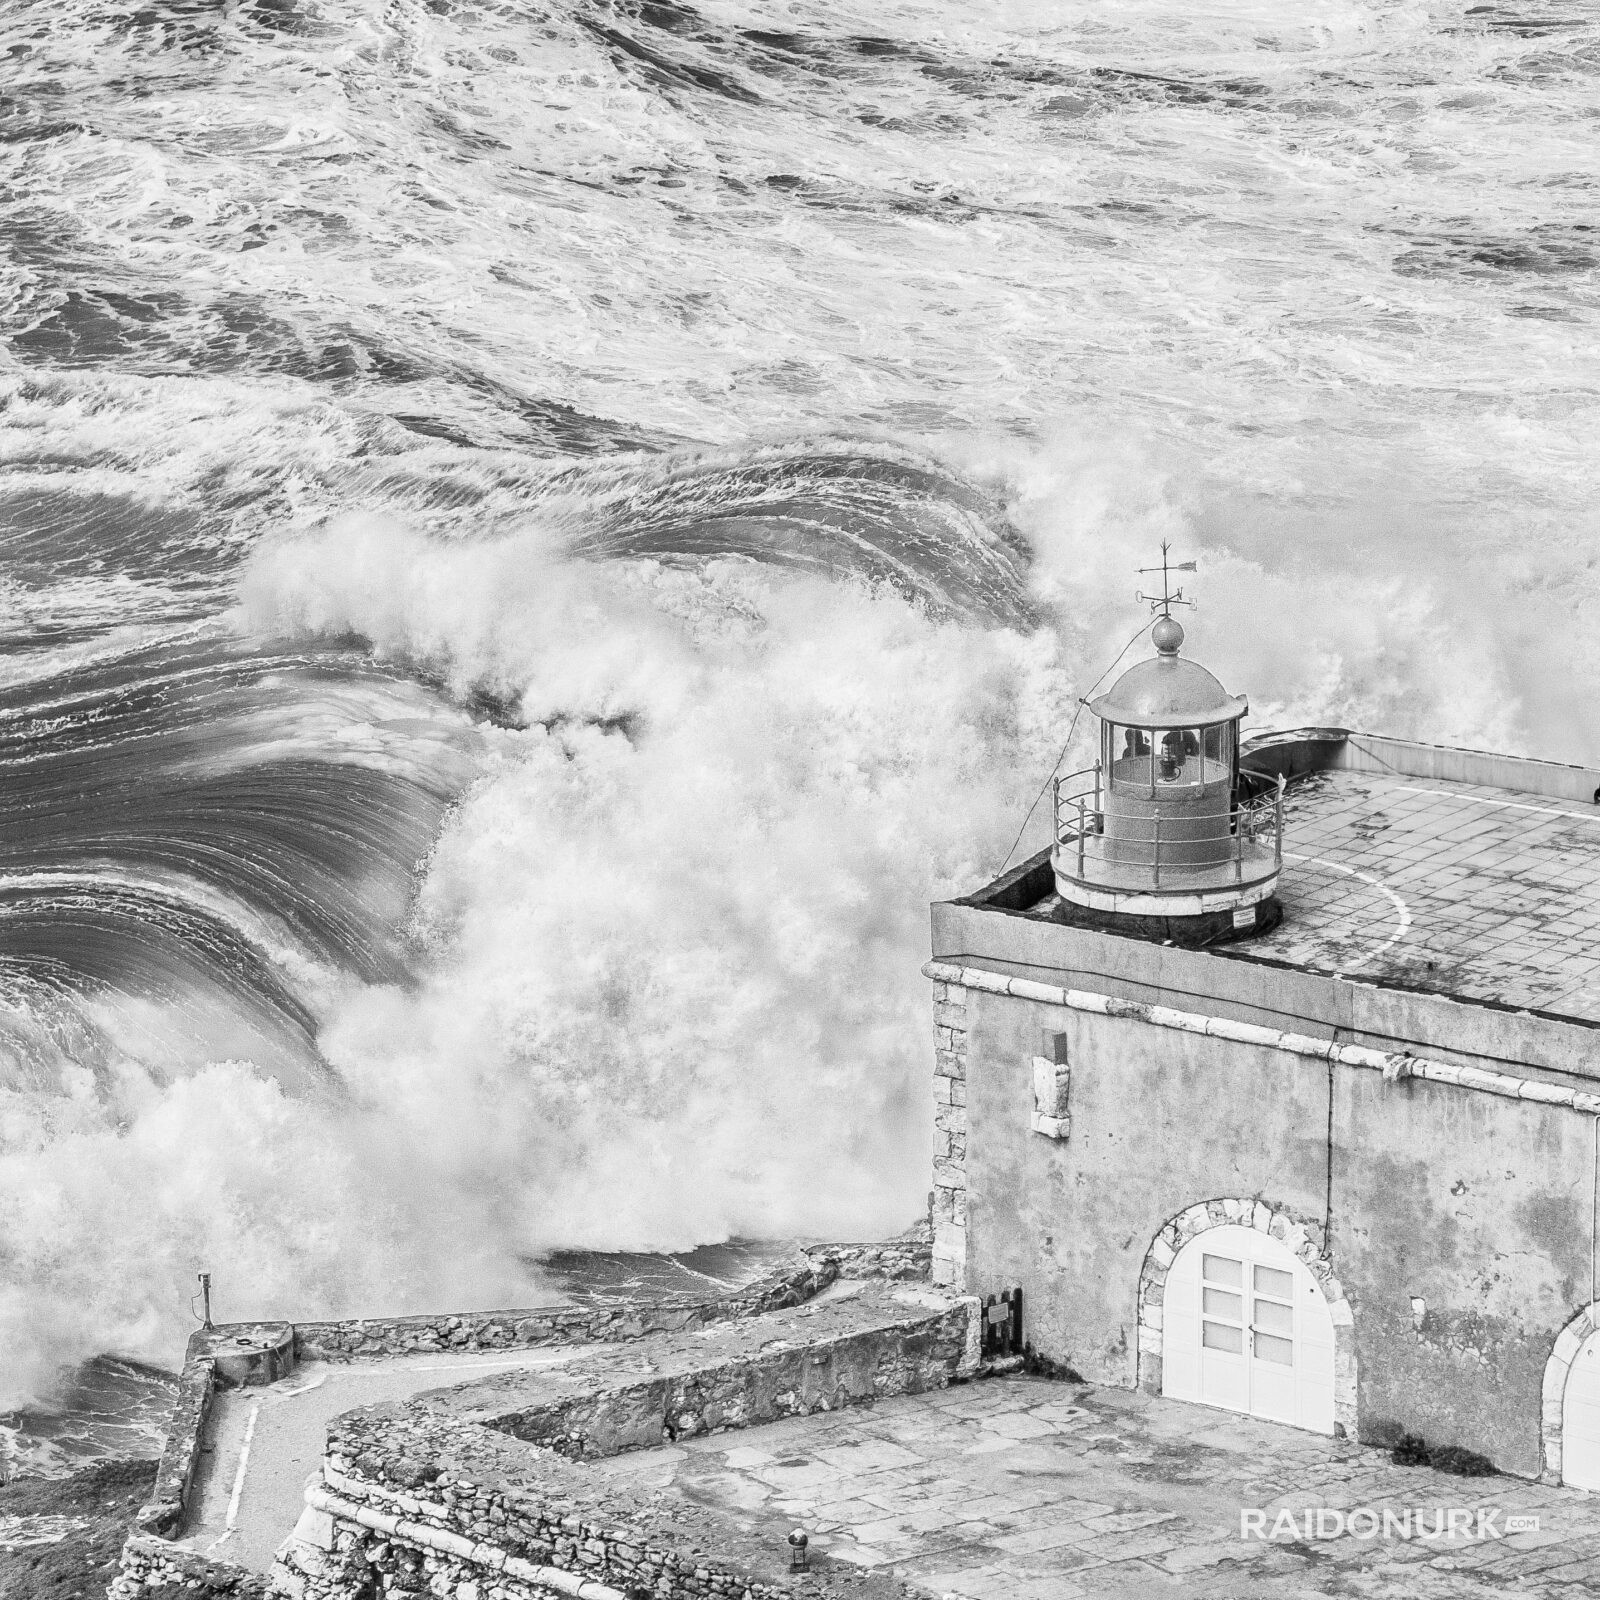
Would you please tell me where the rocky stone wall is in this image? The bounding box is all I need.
[128,1253,851,1554]
[285,1448,794,1600]
[116,1239,941,1600]
[805,1234,930,1283]
[450,1301,973,1461]
[110,1533,276,1598]
[277,1290,971,1600]
[292,1257,840,1363]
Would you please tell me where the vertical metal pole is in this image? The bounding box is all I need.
[1235,819,1243,882]
[1153,814,1161,886]
[199,1272,213,1330]
[1077,798,1085,875]
[1052,775,1060,846]
[1094,761,1102,819]
[1276,781,1284,868]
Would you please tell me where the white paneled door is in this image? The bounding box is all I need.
[1562,1331,1600,1490]
[1161,1223,1336,1435]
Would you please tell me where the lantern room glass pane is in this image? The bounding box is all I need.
[1108,723,1153,790]
[1154,728,1202,789]
[1108,722,1233,792]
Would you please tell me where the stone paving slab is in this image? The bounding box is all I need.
[584,1375,1600,1598]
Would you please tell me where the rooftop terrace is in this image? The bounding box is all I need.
[1016,731,1600,1026]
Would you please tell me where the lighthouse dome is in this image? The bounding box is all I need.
[1089,650,1247,729]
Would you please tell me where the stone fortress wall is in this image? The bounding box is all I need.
[110,1236,974,1600]
[284,1281,971,1600]
[927,906,1600,1479]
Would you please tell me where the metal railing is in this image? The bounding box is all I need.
[1052,765,1284,888]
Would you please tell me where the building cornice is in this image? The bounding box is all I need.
[922,960,1600,1117]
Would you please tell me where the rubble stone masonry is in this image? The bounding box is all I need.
[931,979,968,1289]
[276,1285,973,1600]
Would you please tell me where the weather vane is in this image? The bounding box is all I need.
[1136,541,1198,618]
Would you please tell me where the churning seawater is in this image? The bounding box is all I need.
[2,0,1598,1466]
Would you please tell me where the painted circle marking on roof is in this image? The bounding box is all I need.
[1282,852,1412,974]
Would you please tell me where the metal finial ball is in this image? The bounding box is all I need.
[1151,615,1185,655]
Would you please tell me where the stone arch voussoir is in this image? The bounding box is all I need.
[1136,1197,1358,1439]
[1540,1303,1600,1485]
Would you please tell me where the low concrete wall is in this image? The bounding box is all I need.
[135,1344,219,1537]
[1334,730,1600,804]
[135,1321,305,1538]
[1240,726,1600,805]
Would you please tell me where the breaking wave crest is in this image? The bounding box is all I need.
[0,430,1074,1410]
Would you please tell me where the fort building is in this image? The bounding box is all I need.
[926,602,1600,1483]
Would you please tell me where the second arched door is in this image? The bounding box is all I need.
[1161,1222,1336,1435]
[1562,1330,1600,1489]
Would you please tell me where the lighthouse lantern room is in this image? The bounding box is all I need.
[1052,552,1283,941]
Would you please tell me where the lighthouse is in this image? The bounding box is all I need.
[1051,554,1282,942]
[930,564,1600,1477]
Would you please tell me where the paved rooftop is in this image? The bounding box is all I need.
[1264,769,1600,1020]
[587,1375,1600,1599]
[1038,767,1600,1023]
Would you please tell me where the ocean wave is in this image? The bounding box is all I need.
[2,0,1599,1427]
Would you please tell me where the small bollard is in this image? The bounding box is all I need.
[788,1529,809,1572]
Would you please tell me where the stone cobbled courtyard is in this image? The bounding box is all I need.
[587,1375,1600,1598]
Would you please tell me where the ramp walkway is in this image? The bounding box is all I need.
[178,1345,595,1574]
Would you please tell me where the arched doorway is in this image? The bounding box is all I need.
[1139,1201,1355,1438]
[1542,1304,1600,1487]
[1562,1331,1600,1489]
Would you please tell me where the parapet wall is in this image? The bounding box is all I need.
[291,1253,847,1364]
[115,1237,942,1600]
[280,1286,971,1600]
[129,1253,846,1546]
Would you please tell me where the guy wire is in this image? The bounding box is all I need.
[996,616,1154,877]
